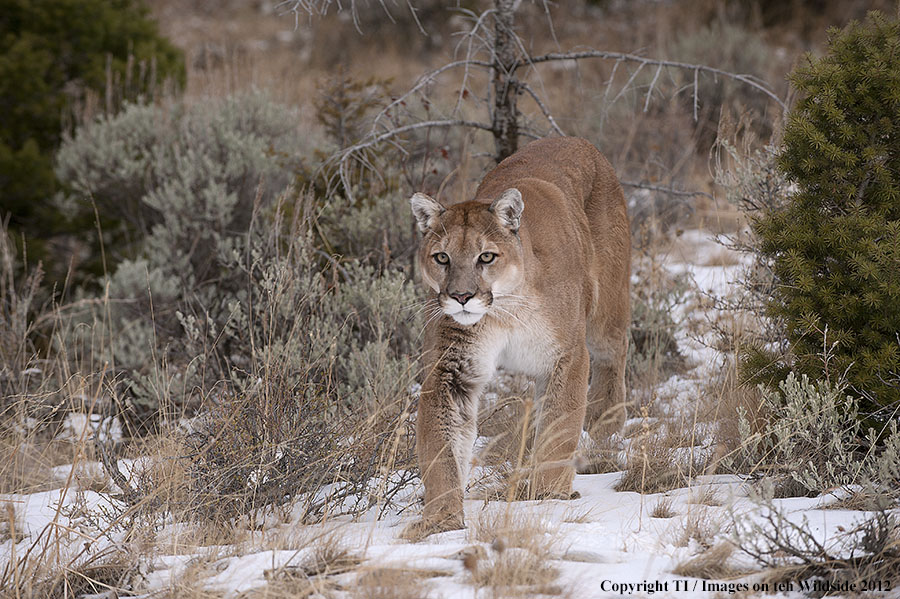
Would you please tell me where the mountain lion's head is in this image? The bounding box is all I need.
[410,189,525,326]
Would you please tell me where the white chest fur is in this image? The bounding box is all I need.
[493,324,556,378]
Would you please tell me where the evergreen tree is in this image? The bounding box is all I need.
[0,0,184,279]
[755,11,900,417]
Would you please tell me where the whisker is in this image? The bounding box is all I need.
[407,300,442,319]
[401,298,440,311]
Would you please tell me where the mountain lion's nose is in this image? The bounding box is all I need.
[449,291,474,305]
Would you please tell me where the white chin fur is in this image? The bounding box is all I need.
[443,297,487,325]
[449,311,485,325]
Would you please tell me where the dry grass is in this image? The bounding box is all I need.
[465,511,564,597]
[672,542,742,579]
[352,567,451,599]
[471,510,553,549]
[615,425,696,495]
[0,547,139,599]
[0,502,24,546]
[576,428,625,475]
[156,588,228,599]
[650,497,677,519]
[705,354,769,476]
[0,439,58,495]
[246,572,339,599]
[297,536,362,578]
[672,507,728,550]
[689,486,722,507]
[475,389,535,472]
[467,548,562,597]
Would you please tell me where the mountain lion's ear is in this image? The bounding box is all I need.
[410,192,444,233]
[489,188,523,233]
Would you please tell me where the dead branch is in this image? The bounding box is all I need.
[335,118,494,193]
[621,181,715,202]
[372,59,493,134]
[277,0,421,34]
[295,0,788,204]
[520,50,787,113]
[518,81,565,137]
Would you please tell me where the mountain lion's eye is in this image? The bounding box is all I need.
[478,252,497,264]
[433,252,450,265]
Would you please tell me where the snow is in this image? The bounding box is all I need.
[1,231,884,598]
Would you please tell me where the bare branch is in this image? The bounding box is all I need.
[603,58,624,106]
[518,81,565,137]
[336,119,495,197]
[693,67,699,121]
[371,59,493,133]
[519,50,787,113]
[643,64,663,112]
[277,0,403,30]
[621,180,714,202]
[449,8,496,115]
[610,61,646,106]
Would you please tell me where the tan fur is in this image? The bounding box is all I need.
[406,137,631,537]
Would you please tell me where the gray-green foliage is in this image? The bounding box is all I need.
[56,92,298,265]
[734,372,900,497]
[54,93,423,425]
[319,193,415,268]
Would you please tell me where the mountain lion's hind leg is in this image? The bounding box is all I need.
[586,313,628,441]
[530,344,589,499]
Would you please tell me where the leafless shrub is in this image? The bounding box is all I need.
[615,410,701,495]
[732,485,900,590]
[628,246,690,398]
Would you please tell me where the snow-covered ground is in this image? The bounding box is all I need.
[1,231,884,598]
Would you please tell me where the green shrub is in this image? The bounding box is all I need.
[754,12,900,416]
[0,0,184,279]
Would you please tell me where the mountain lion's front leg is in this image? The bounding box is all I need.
[531,344,590,498]
[410,346,482,536]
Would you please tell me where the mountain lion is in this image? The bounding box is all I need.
[407,137,630,536]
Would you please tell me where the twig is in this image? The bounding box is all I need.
[313,249,353,282]
[450,8,496,115]
[94,435,141,505]
[643,64,663,112]
[693,67,700,121]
